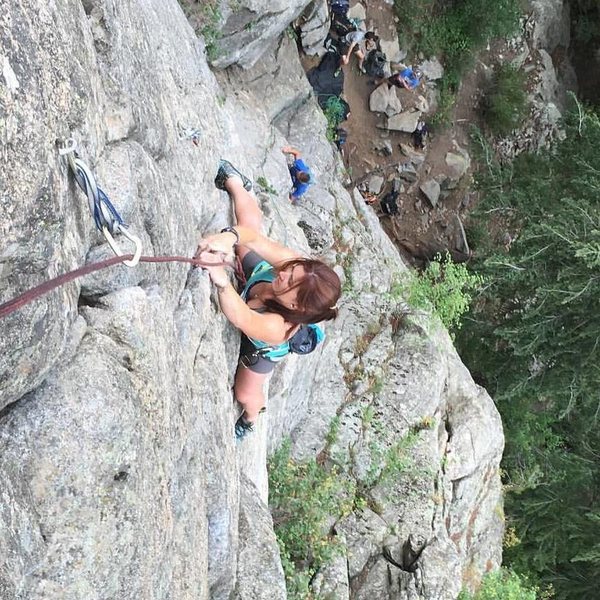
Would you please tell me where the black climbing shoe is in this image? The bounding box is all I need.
[235,415,255,442]
[215,160,252,192]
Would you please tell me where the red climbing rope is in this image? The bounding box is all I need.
[0,253,235,320]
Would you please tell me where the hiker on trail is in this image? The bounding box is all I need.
[281,146,313,204]
[340,31,379,73]
[376,66,423,90]
[197,160,341,441]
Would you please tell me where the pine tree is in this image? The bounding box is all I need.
[458,100,600,599]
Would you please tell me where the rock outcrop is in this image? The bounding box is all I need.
[0,1,504,599]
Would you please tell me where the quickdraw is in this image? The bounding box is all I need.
[59,138,143,267]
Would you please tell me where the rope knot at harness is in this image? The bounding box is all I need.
[58,138,142,267]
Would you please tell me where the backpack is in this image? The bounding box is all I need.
[331,13,356,37]
[253,323,326,362]
[364,50,387,78]
[330,0,350,16]
[380,191,399,216]
[288,323,325,355]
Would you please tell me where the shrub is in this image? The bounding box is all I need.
[268,439,354,598]
[404,252,483,335]
[256,176,277,195]
[393,0,521,128]
[458,568,539,600]
[323,96,347,142]
[178,1,222,60]
[482,65,528,135]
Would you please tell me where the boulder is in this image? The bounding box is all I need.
[420,179,441,207]
[385,87,403,116]
[445,150,471,180]
[398,162,419,182]
[415,94,429,113]
[368,174,385,194]
[400,143,425,166]
[385,110,422,132]
[369,85,391,113]
[347,3,367,23]
[370,85,402,116]
[373,139,393,156]
[298,0,330,57]
[418,57,444,80]
[379,38,403,64]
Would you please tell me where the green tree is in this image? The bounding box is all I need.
[457,102,600,598]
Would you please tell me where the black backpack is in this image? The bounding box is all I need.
[288,324,325,355]
[331,13,356,37]
[330,0,350,16]
[381,191,400,216]
[364,50,387,78]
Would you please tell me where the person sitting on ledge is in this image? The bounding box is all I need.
[375,66,423,91]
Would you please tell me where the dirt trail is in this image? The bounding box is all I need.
[326,0,485,266]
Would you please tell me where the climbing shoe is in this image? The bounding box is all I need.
[235,415,255,442]
[215,159,253,192]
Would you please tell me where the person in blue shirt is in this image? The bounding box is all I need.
[282,146,313,204]
[375,66,423,91]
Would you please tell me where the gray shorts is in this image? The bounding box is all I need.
[238,251,277,374]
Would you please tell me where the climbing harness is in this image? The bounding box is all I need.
[59,138,142,267]
[239,260,325,363]
[0,252,236,320]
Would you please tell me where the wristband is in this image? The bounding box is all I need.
[220,226,239,245]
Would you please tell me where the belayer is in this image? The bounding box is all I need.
[197,161,341,441]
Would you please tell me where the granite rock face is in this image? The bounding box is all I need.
[0,1,504,599]
[204,0,313,69]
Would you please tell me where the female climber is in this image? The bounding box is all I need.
[197,160,341,441]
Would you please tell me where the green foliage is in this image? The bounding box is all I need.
[256,176,277,195]
[458,99,600,599]
[268,439,354,598]
[458,568,539,600]
[393,0,521,126]
[482,65,528,135]
[572,1,600,44]
[178,0,222,60]
[404,252,484,335]
[285,25,299,41]
[269,421,425,595]
[323,96,347,142]
[363,429,419,490]
[430,78,457,129]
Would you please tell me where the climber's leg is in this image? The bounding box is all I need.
[225,176,262,232]
[234,365,268,423]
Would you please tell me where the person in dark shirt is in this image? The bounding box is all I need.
[340,31,379,73]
